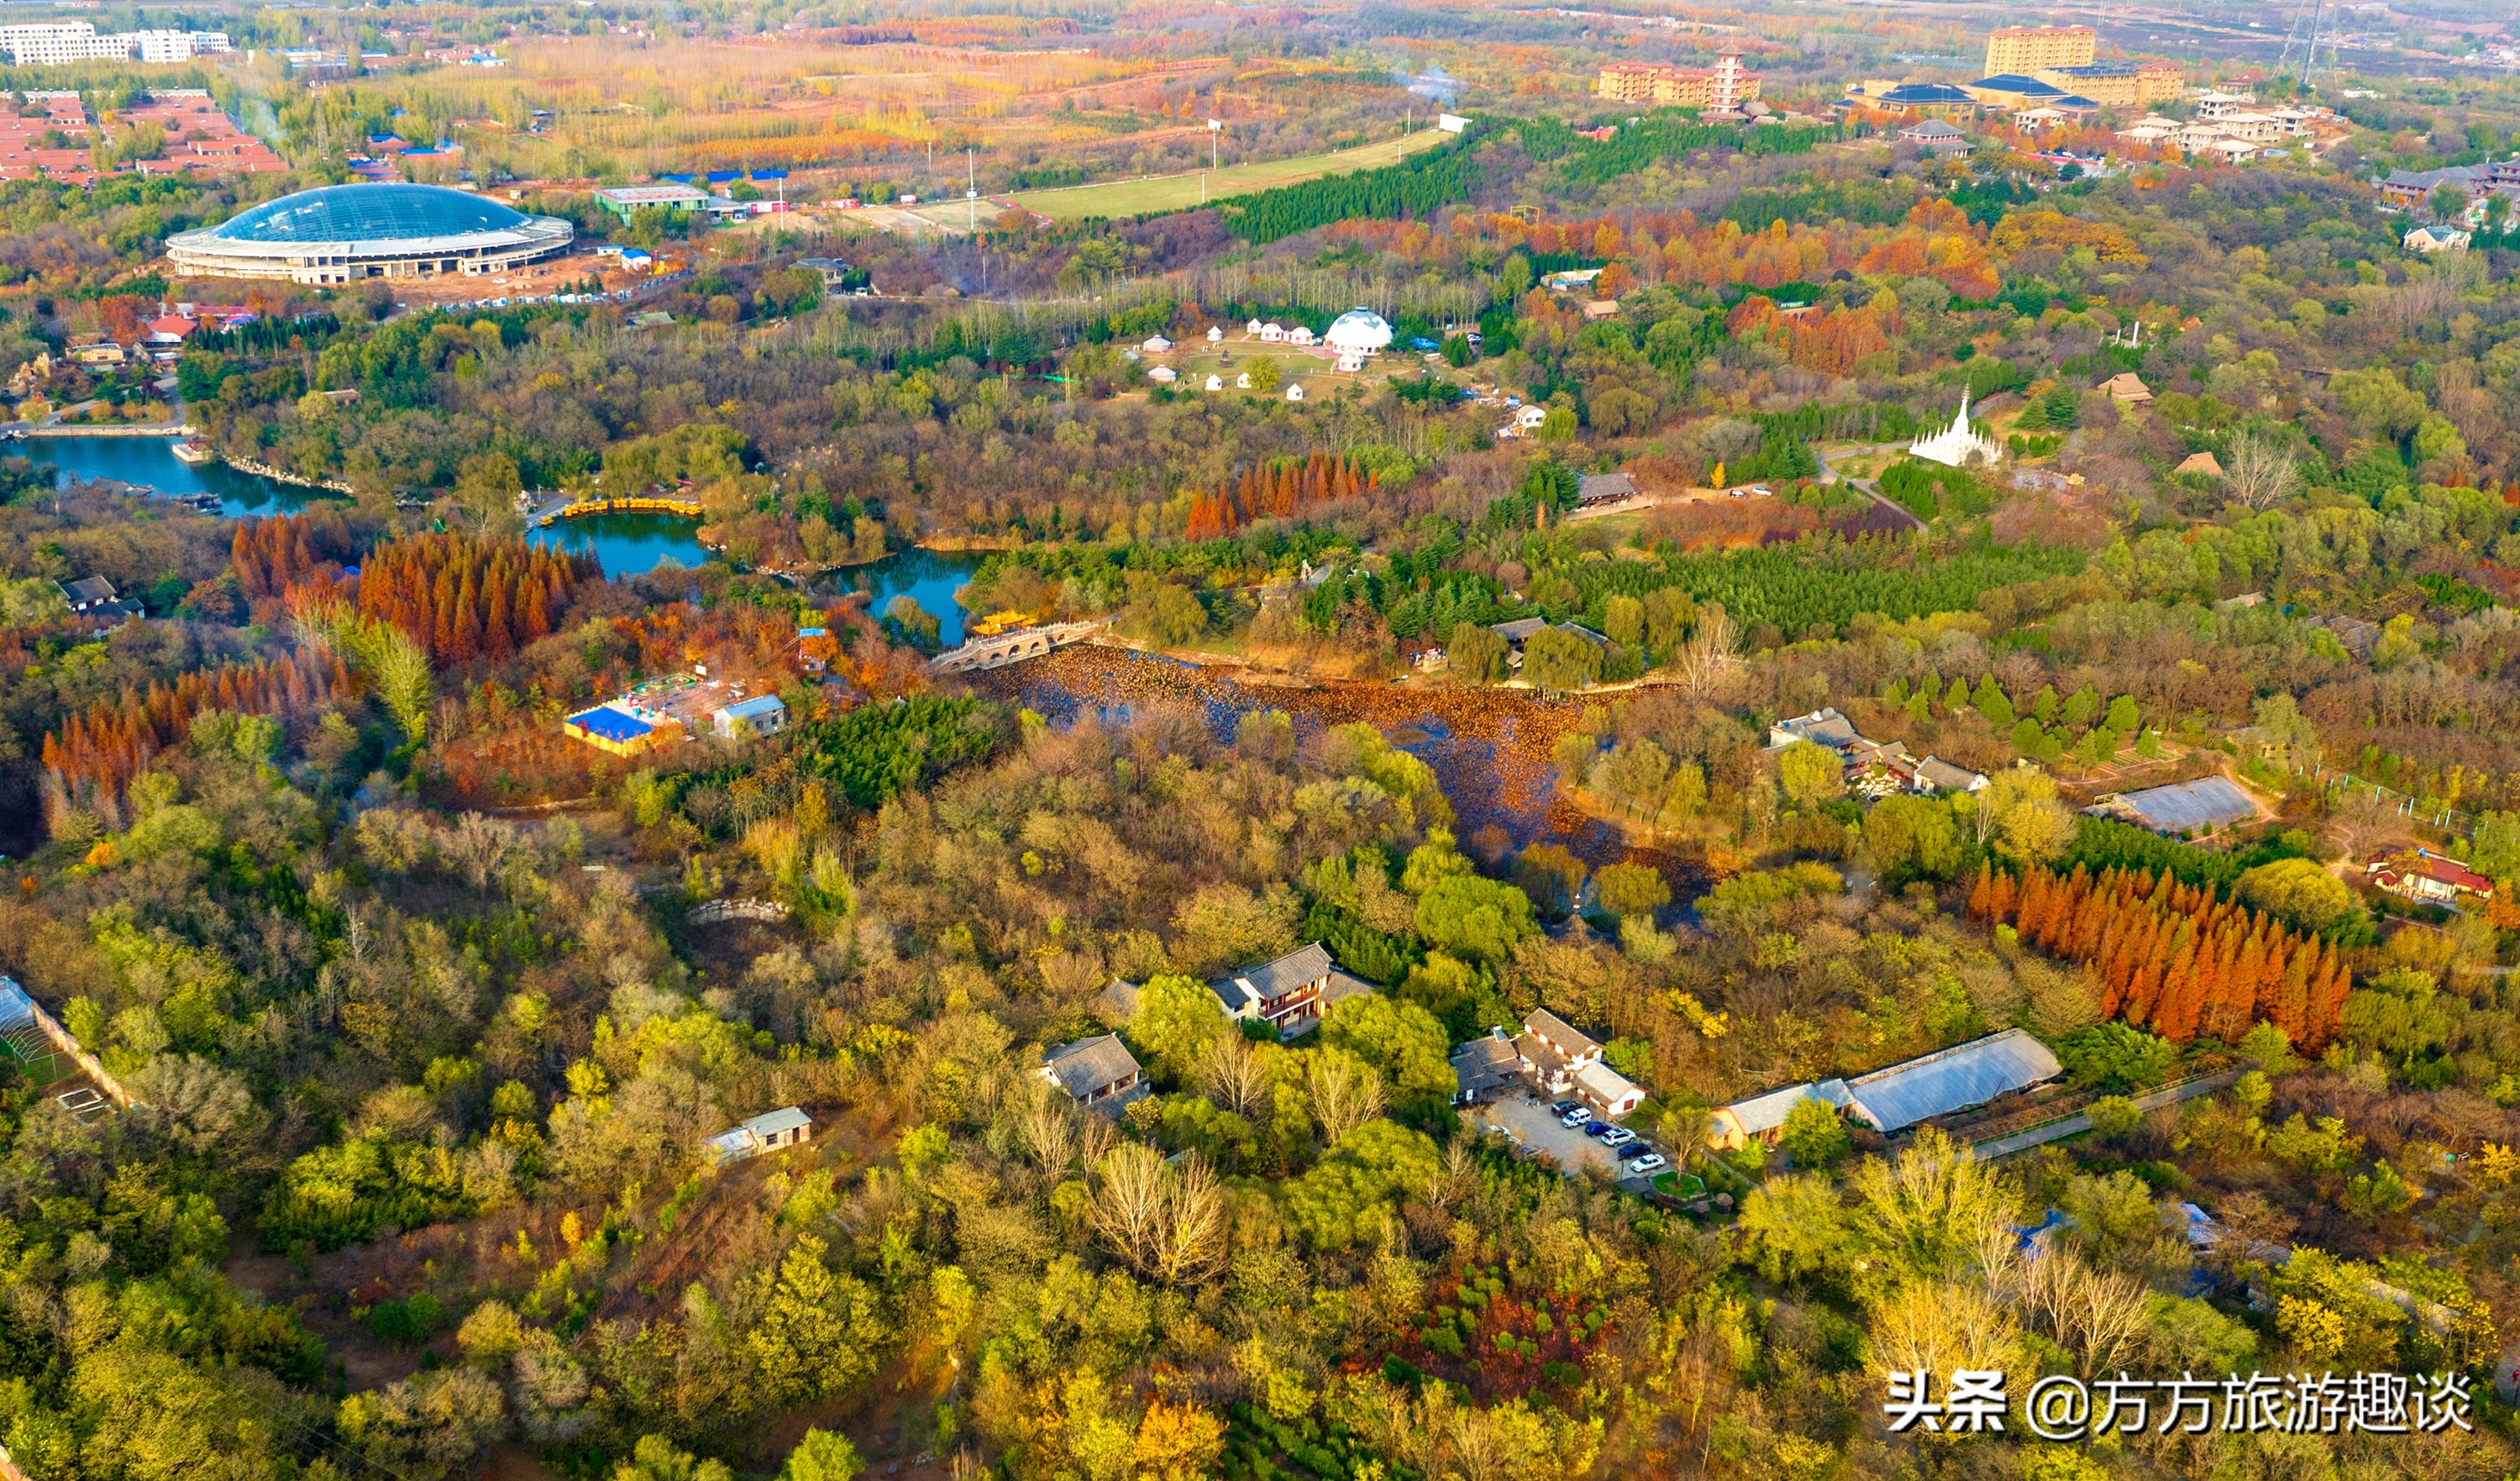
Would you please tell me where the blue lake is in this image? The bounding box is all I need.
[34,434,985,639]
[34,433,315,516]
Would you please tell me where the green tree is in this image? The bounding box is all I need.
[1447,621,1509,685]
[742,1235,887,1406]
[1592,862,1670,920]
[1322,994,1455,1100]
[2236,859,2357,932]
[1736,1173,1851,1284]
[1413,875,1536,963]
[614,1436,733,1481]
[1971,675,2015,727]
[2057,1023,2174,1090]
[1777,739,1844,807]
[780,1431,864,1481]
[1129,973,1229,1080]
[1862,796,1960,883]
[1280,1119,1441,1247]
[1777,1095,1851,1169]
[1520,628,1601,695]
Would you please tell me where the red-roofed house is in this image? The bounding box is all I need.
[144,314,197,345]
[2367,847,2494,906]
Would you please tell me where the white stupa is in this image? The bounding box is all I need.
[1908,388,2003,468]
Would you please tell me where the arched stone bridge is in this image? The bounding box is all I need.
[930,620,1106,675]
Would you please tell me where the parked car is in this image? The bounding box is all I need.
[1626,1154,1667,1175]
[1560,1109,1591,1127]
[1551,1100,1581,1116]
[1583,1121,1614,1139]
[1617,1141,1657,1161]
[1601,1127,1636,1147]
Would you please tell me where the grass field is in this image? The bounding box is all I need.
[1005,127,1452,222]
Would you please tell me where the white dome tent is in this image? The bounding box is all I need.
[1324,307,1394,356]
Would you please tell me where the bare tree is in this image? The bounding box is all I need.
[1016,1086,1079,1174]
[1656,1104,1713,1180]
[1198,1033,1271,1119]
[2221,431,2301,511]
[2003,1246,2150,1379]
[1091,1142,1169,1273]
[1150,1152,1228,1284]
[1307,1049,1385,1145]
[1089,1142,1226,1284]
[1673,602,1740,699]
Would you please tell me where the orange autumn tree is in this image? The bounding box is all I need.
[230,509,359,601]
[358,531,598,664]
[41,649,350,832]
[1185,452,1379,540]
[1968,860,2350,1051]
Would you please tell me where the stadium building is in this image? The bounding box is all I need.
[165,182,573,285]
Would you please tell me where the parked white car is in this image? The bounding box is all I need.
[1625,1154,1667,1175]
[1600,1127,1635,1146]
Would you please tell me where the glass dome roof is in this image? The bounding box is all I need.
[209,184,533,244]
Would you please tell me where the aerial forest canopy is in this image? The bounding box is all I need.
[5,3,2520,1481]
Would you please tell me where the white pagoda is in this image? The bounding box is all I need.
[1908,388,2003,468]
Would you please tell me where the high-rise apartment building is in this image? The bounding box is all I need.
[1983,26,2097,76]
[1596,55,1761,111]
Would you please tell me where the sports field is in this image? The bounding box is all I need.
[1005,127,1452,222]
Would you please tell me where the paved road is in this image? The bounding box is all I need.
[1816,440,1928,532]
[1970,1069,2244,1160]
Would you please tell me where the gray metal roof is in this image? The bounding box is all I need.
[2112,776,2256,833]
[1491,617,1551,643]
[1042,1033,1142,1099]
[742,1105,811,1137]
[1845,1028,2061,1132]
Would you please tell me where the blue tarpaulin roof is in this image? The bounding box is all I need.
[1846,1028,2061,1133]
[568,704,652,743]
[706,170,742,183]
[750,169,787,181]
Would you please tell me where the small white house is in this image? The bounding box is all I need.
[1259,322,1285,343]
[1141,334,1173,354]
[1205,373,1224,391]
[712,694,788,739]
[1335,350,1365,372]
[1288,325,1315,347]
[1245,318,1263,336]
[1513,404,1549,431]
[1285,383,1305,402]
[702,1105,813,1166]
[1236,371,1252,389]
[1146,364,1178,384]
[1206,324,1223,343]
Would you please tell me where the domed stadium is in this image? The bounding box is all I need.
[165,182,573,285]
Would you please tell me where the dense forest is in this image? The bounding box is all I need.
[5,3,2520,1478]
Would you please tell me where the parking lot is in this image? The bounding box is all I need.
[1472,1093,1658,1180]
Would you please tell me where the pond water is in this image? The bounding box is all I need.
[527,517,985,643]
[33,433,314,516]
[34,433,989,641]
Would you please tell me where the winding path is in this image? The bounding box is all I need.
[1816,440,1927,532]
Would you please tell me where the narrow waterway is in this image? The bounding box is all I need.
[965,643,1702,887]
